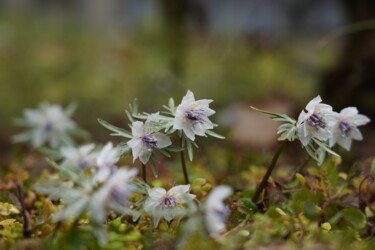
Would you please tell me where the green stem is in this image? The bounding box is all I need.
[252,140,288,203]
[141,164,147,183]
[180,137,190,184]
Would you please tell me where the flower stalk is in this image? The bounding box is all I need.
[252,140,288,203]
[180,137,190,184]
[142,163,147,183]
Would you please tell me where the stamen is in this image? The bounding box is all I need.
[44,122,53,132]
[307,112,326,130]
[185,109,204,124]
[339,121,351,137]
[142,135,158,149]
[160,194,177,208]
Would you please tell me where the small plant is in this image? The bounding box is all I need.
[4,92,373,249]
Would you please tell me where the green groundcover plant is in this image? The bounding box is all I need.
[0,91,374,249]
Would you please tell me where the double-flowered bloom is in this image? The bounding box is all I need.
[297,96,336,146]
[20,103,76,147]
[90,168,138,224]
[144,185,196,225]
[93,142,120,183]
[128,113,171,164]
[173,90,216,141]
[60,144,97,170]
[329,107,370,150]
[205,185,233,239]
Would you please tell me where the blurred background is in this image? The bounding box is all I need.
[1,0,374,175]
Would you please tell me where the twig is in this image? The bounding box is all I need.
[358,175,370,212]
[180,137,190,184]
[16,183,32,238]
[252,141,288,203]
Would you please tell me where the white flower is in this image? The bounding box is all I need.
[22,103,75,147]
[329,107,370,150]
[94,142,120,183]
[89,168,138,224]
[127,113,171,164]
[205,185,232,240]
[60,144,97,170]
[144,185,196,226]
[173,90,216,141]
[297,96,336,146]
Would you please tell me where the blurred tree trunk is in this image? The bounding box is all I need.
[322,0,375,117]
[160,0,207,82]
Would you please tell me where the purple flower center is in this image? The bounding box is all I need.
[160,194,177,208]
[339,121,351,136]
[44,122,53,132]
[110,185,130,204]
[214,205,229,220]
[185,109,204,124]
[77,158,89,170]
[307,112,326,130]
[142,135,158,149]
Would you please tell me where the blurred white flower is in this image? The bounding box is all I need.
[127,113,171,164]
[144,185,195,226]
[89,168,138,224]
[205,185,232,240]
[17,103,76,147]
[93,142,120,183]
[329,107,370,150]
[173,90,216,141]
[297,96,336,146]
[60,144,97,170]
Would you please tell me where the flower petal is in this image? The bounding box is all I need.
[155,133,172,149]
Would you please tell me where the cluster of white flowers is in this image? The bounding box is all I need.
[96,89,222,179]
[142,184,232,239]
[297,95,370,151]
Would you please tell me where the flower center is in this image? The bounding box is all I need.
[185,109,204,124]
[339,121,351,136]
[44,121,53,132]
[214,205,229,220]
[77,158,89,170]
[109,185,129,204]
[141,135,158,149]
[160,194,177,208]
[307,112,326,130]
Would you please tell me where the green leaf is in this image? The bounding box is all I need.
[371,160,375,176]
[125,110,134,123]
[312,138,339,157]
[117,144,132,156]
[250,106,295,124]
[342,208,367,229]
[131,98,139,115]
[64,103,77,117]
[158,149,171,158]
[205,130,225,139]
[97,118,132,139]
[239,198,258,213]
[166,145,184,152]
[148,157,159,178]
[37,147,62,159]
[186,140,194,161]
